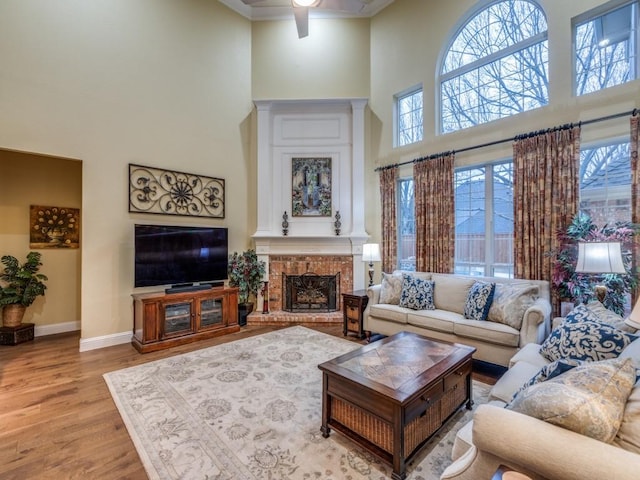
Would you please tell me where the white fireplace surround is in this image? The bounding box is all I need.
[252,98,370,293]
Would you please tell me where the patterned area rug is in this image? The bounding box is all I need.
[104,327,490,480]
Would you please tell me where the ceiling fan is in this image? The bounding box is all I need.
[240,0,367,38]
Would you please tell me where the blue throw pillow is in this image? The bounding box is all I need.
[540,319,638,363]
[399,274,435,310]
[463,281,496,321]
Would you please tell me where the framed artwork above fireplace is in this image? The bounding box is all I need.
[291,157,332,217]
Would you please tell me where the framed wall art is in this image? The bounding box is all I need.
[129,163,225,218]
[30,205,80,249]
[291,157,332,217]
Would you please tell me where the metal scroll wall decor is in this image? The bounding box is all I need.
[129,164,225,218]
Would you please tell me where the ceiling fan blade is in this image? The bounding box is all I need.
[318,0,365,13]
[293,6,309,38]
[240,0,266,5]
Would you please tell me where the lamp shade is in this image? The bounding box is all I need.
[626,297,640,330]
[362,243,381,262]
[575,242,626,274]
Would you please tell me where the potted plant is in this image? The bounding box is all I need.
[0,252,48,327]
[550,212,637,316]
[227,249,266,326]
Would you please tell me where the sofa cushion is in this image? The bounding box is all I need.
[620,338,640,368]
[540,317,638,363]
[508,343,548,370]
[613,382,640,453]
[454,318,520,347]
[489,360,543,403]
[463,281,496,321]
[507,357,637,443]
[379,272,403,305]
[399,274,435,310]
[431,274,475,315]
[368,304,409,325]
[407,309,460,333]
[487,283,538,330]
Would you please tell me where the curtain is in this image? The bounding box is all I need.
[379,166,398,273]
[631,113,639,303]
[513,126,580,315]
[414,152,455,273]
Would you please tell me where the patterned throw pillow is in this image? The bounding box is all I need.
[540,317,638,363]
[379,272,403,305]
[511,358,584,402]
[487,283,538,330]
[463,281,496,321]
[584,300,637,333]
[507,357,636,443]
[399,274,435,311]
[562,303,607,325]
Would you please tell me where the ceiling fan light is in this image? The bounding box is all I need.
[293,0,316,6]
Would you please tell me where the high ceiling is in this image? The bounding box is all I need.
[218,0,395,21]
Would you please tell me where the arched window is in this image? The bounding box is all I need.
[440,0,549,133]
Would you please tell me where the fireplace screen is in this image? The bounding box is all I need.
[282,272,340,312]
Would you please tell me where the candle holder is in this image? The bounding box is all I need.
[282,211,289,236]
[334,211,341,236]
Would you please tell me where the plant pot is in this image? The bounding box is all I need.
[2,304,26,328]
[238,302,254,327]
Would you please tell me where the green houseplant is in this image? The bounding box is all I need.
[0,252,48,327]
[227,249,266,325]
[550,212,636,316]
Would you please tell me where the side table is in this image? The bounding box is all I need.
[0,323,35,345]
[341,290,368,339]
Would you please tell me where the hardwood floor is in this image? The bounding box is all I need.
[0,326,500,479]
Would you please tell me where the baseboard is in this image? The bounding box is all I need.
[79,331,132,352]
[34,321,80,337]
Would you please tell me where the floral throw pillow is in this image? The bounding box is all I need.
[540,316,638,363]
[463,281,496,321]
[399,274,435,311]
[379,272,403,305]
[487,283,538,330]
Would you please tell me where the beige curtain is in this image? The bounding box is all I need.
[631,113,639,303]
[414,153,455,273]
[379,166,398,273]
[513,126,580,315]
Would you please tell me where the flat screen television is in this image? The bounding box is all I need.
[134,224,228,288]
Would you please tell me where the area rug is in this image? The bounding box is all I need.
[104,327,490,480]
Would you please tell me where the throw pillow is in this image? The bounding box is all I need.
[511,358,584,402]
[399,274,435,311]
[507,357,636,443]
[463,281,496,321]
[379,272,403,305]
[585,300,637,333]
[487,283,538,330]
[539,318,638,363]
[562,303,603,325]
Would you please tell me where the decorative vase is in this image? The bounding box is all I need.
[238,302,254,327]
[2,304,26,328]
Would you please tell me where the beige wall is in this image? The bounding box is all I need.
[0,150,82,328]
[0,0,252,341]
[368,0,640,243]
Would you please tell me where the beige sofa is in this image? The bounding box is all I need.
[441,337,640,480]
[363,271,552,367]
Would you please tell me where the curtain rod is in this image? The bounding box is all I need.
[375,107,638,172]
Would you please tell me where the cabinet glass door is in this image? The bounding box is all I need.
[200,297,223,328]
[163,302,193,336]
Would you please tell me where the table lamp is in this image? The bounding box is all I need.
[575,241,626,303]
[362,243,381,287]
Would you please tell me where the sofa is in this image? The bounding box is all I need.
[363,271,552,367]
[441,301,640,480]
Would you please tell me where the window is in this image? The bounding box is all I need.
[397,177,416,270]
[440,0,549,133]
[395,88,423,147]
[455,162,514,277]
[574,1,639,95]
[579,140,631,223]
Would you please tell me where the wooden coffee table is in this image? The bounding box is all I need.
[318,331,476,480]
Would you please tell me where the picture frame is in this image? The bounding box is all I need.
[291,157,332,217]
[30,205,80,249]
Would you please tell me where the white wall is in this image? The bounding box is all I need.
[0,0,252,344]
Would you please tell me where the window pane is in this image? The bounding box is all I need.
[575,3,637,95]
[397,90,423,147]
[398,178,416,270]
[493,162,514,278]
[580,142,631,224]
[455,168,486,276]
[440,1,549,133]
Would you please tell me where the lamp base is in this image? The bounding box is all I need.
[594,284,607,304]
[368,262,375,287]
